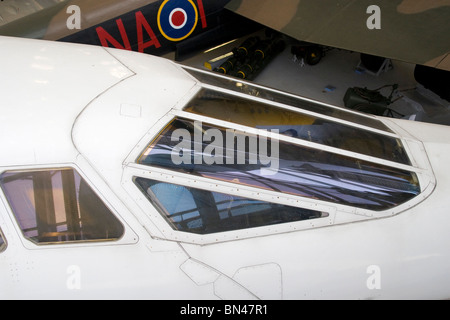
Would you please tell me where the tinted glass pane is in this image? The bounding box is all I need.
[0,168,124,244]
[138,117,420,211]
[0,229,5,252]
[135,177,327,234]
[184,89,410,164]
[184,68,393,132]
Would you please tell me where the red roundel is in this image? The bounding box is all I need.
[169,8,187,29]
[170,8,187,29]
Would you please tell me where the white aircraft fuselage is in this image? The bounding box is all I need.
[0,36,449,300]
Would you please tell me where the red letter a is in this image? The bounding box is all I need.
[136,11,161,52]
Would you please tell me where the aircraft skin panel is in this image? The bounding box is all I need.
[0,36,133,166]
[0,0,65,27]
[180,141,450,300]
[72,47,197,185]
[0,0,157,39]
[1,36,450,299]
[1,0,448,68]
[227,0,450,71]
[181,195,450,300]
[431,53,450,71]
[0,227,212,299]
[44,0,159,40]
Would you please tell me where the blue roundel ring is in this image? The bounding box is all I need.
[157,0,199,42]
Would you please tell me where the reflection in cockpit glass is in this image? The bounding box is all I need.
[183,68,393,133]
[134,177,328,235]
[183,88,411,165]
[0,168,124,244]
[138,117,420,211]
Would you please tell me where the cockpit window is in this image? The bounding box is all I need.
[0,228,6,253]
[134,177,328,234]
[0,168,124,245]
[183,88,410,165]
[137,117,420,211]
[183,68,393,133]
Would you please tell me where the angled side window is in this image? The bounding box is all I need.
[183,88,410,164]
[0,228,6,253]
[134,177,328,234]
[137,117,420,211]
[184,68,393,133]
[0,168,124,245]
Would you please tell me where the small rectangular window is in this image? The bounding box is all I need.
[135,177,328,234]
[0,168,124,244]
[0,228,6,253]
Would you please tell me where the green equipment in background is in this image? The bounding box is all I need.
[343,84,404,117]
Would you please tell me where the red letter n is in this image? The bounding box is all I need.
[96,19,132,50]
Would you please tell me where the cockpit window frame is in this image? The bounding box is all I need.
[182,66,395,133]
[134,176,330,235]
[123,164,338,244]
[181,87,412,165]
[137,116,421,212]
[122,71,436,245]
[0,164,137,249]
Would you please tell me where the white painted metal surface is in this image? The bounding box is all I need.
[1,36,450,300]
